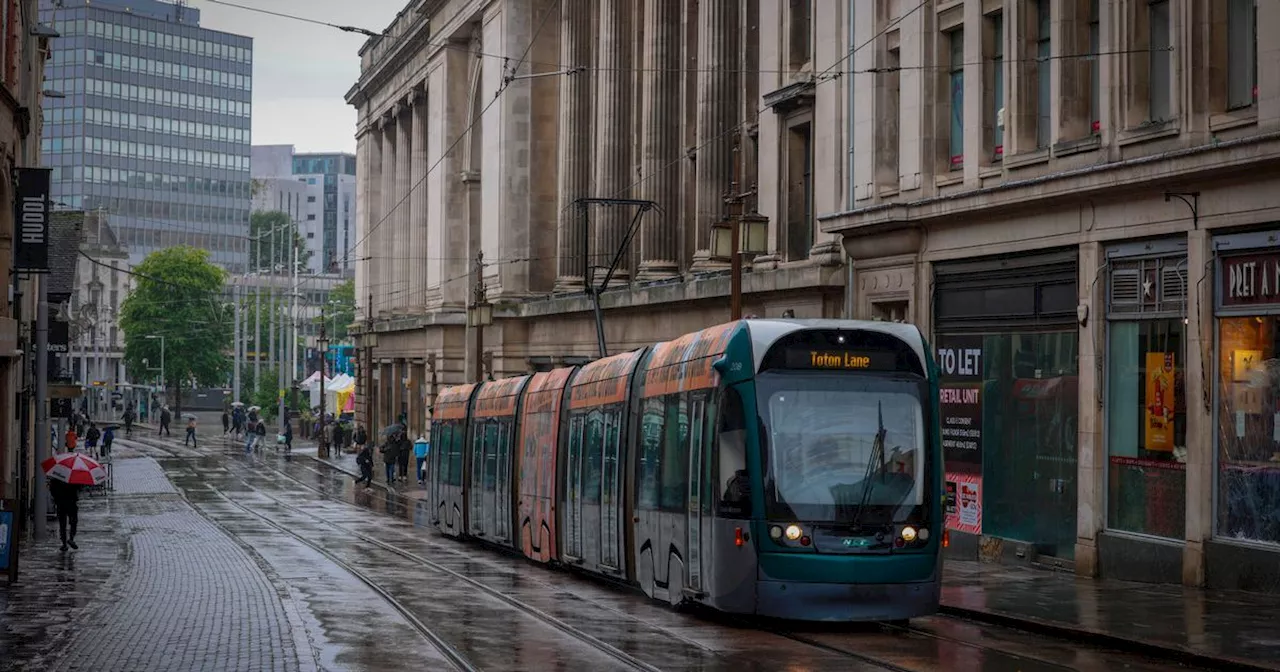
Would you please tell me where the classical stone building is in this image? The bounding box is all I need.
[820,0,1280,592]
[345,1,846,439]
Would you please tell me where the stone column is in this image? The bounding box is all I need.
[409,88,428,310]
[395,102,412,313]
[591,0,633,286]
[379,112,397,316]
[354,125,372,315]
[637,0,682,280]
[691,1,740,268]
[555,0,595,291]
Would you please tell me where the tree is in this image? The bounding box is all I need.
[119,246,232,418]
[250,210,312,272]
[319,278,355,342]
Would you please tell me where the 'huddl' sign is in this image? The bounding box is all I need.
[15,168,51,273]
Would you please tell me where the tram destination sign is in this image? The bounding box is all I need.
[783,349,896,371]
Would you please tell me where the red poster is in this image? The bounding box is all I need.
[945,472,982,535]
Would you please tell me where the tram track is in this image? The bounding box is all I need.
[129,435,667,672]
[122,433,1196,672]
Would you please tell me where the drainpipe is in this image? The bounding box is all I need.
[844,255,856,319]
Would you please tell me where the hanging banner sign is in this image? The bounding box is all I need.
[1144,352,1176,452]
[14,168,52,273]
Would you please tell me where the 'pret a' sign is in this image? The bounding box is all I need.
[1222,252,1280,308]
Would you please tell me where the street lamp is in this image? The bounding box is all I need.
[145,335,165,414]
[711,210,769,321]
[466,252,493,383]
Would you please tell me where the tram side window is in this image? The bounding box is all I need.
[450,421,465,486]
[660,394,689,511]
[716,386,750,517]
[583,409,604,503]
[483,421,499,488]
[638,397,665,509]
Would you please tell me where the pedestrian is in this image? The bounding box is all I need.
[283,417,293,454]
[159,406,171,437]
[49,477,83,551]
[101,425,114,459]
[413,435,429,486]
[64,426,78,452]
[244,421,255,454]
[221,410,230,434]
[322,419,335,459]
[254,419,267,452]
[184,416,198,447]
[353,423,368,454]
[382,437,398,485]
[122,407,135,437]
[84,422,100,458]
[396,431,411,481]
[355,441,374,487]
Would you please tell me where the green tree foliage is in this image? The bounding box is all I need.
[319,278,355,342]
[250,210,312,271]
[119,246,232,414]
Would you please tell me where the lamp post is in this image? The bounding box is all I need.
[711,212,769,321]
[146,335,165,414]
[466,251,493,384]
[317,305,329,458]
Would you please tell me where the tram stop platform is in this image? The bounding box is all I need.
[941,560,1280,671]
[286,438,1279,671]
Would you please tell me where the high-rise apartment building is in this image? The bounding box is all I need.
[293,153,356,275]
[38,0,253,271]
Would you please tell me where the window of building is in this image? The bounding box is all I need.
[1036,0,1052,148]
[1226,0,1257,110]
[307,214,316,221]
[788,0,812,70]
[873,301,909,323]
[877,42,901,191]
[987,11,1004,161]
[948,28,964,170]
[1149,0,1171,121]
[784,120,814,260]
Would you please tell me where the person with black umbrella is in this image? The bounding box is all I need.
[382,432,399,486]
[50,478,83,551]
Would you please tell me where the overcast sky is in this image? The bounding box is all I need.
[193,0,406,154]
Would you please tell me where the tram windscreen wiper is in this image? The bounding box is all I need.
[847,402,888,530]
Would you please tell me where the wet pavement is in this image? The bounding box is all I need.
[0,424,1252,671]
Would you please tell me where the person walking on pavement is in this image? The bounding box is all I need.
[221,410,230,435]
[101,425,114,459]
[353,423,368,455]
[382,436,399,486]
[159,406,172,437]
[322,419,335,459]
[396,430,411,481]
[84,422,100,458]
[355,441,374,487]
[184,416,198,447]
[414,435,430,486]
[122,407,135,437]
[283,417,294,455]
[254,419,267,453]
[64,426,78,452]
[49,478,83,551]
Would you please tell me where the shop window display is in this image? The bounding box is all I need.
[1217,316,1280,544]
[937,331,1079,558]
[1106,320,1186,539]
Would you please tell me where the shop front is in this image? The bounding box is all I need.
[933,249,1080,561]
[1099,240,1188,583]
[1210,232,1280,591]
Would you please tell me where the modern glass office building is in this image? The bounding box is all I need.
[39,0,253,271]
[293,153,356,275]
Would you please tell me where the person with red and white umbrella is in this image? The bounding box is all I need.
[41,452,106,551]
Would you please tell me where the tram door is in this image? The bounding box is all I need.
[686,396,707,593]
[601,411,622,569]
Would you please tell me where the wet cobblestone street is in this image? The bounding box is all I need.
[0,428,1260,671]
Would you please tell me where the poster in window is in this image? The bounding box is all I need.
[937,336,985,470]
[1144,352,1176,452]
[944,472,982,535]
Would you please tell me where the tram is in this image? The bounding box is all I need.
[427,319,943,622]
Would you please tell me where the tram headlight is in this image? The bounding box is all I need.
[918,527,930,541]
[769,525,783,540]
[784,524,803,541]
[900,526,918,543]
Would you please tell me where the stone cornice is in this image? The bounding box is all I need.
[346,1,445,110]
[821,131,1280,237]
